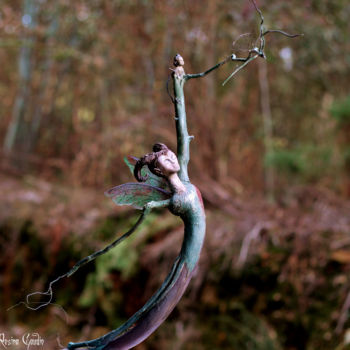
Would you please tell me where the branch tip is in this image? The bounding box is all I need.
[263,30,303,38]
[222,0,301,85]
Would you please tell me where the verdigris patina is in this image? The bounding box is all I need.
[66,56,206,350]
[66,13,301,344]
[15,2,300,347]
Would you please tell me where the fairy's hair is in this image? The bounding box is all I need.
[134,143,170,182]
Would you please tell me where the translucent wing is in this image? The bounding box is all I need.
[232,32,256,53]
[124,156,170,191]
[105,183,171,210]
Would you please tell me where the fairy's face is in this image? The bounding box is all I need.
[156,151,180,177]
[174,54,185,67]
[176,55,184,66]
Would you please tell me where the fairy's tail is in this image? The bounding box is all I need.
[67,257,193,350]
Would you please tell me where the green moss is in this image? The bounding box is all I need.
[330,96,350,125]
[264,149,305,174]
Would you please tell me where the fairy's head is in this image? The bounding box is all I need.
[173,54,184,67]
[134,143,180,182]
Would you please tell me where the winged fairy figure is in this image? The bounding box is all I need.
[20,9,299,344]
[67,142,206,350]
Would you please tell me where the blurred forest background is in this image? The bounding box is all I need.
[0,0,350,349]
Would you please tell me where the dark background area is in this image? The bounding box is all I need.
[0,0,350,349]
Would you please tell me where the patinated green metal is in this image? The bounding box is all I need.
[16,2,301,347]
[65,56,207,350]
[173,71,191,181]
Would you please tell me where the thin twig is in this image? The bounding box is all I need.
[181,0,302,86]
[222,0,302,85]
[336,289,350,334]
[263,30,303,38]
[222,55,258,86]
[185,55,231,80]
[236,222,270,268]
[8,210,147,312]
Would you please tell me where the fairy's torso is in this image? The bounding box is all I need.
[169,183,206,272]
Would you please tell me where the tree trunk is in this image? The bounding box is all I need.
[28,5,59,153]
[258,59,275,201]
[3,0,38,159]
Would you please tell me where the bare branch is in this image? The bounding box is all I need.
[250,0,264,25]
[185,0,302,85]
[9,210,147,312]
[263,29,303,38]
[222,0,301,85]
[236,222,271,268]
[222,55,258,86]
[185,56,231,80]
[336,289,350,334]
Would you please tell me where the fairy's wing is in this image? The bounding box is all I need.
[124,156,170,191]
[105,183,171,210]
